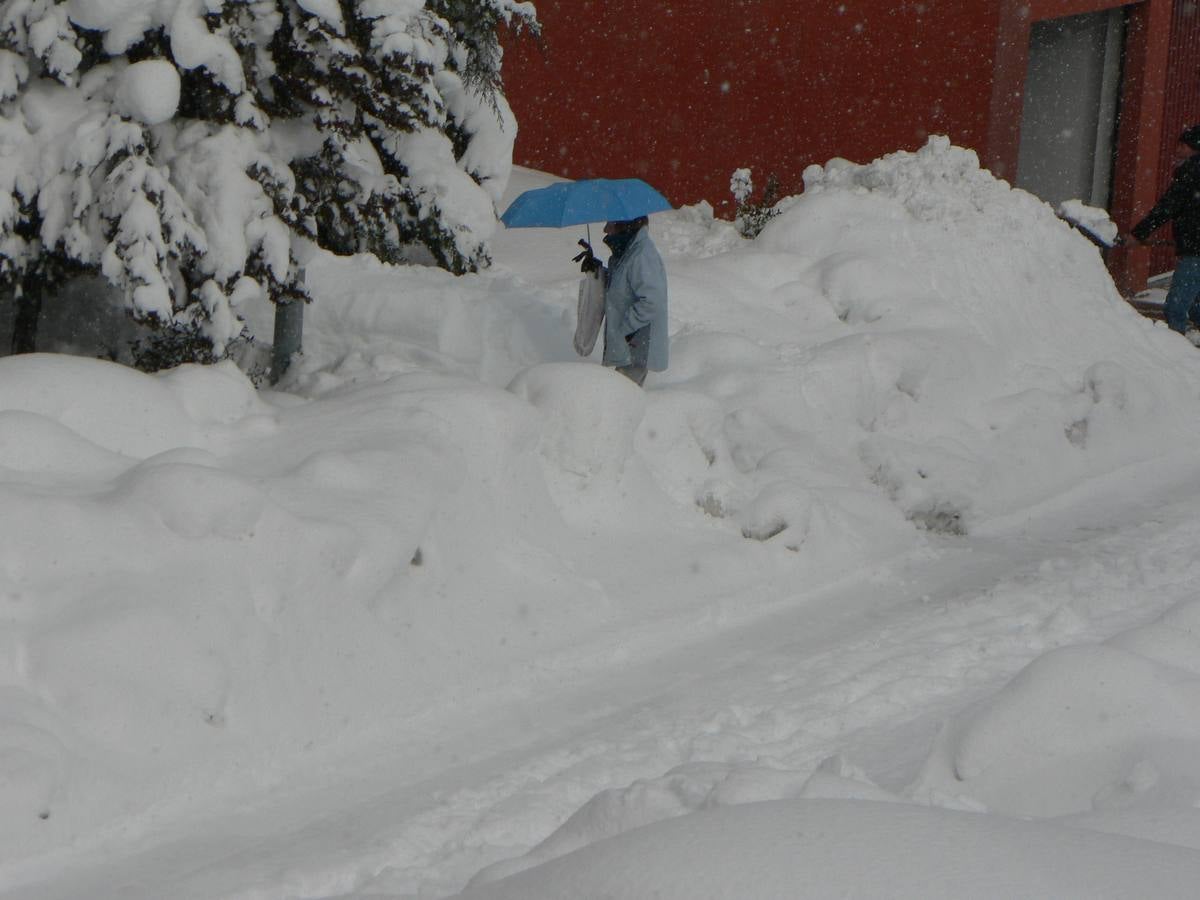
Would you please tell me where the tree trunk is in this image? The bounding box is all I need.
[10,278,41,355]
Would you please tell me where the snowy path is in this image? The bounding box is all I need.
[14,455,1200,900]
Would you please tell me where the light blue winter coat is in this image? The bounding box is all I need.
[602,227,669,372]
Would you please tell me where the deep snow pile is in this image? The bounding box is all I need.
[748,138,1197,530]
[459,800,1200,900]
[457,596,1200,898]
[4,137,1200,896]
[915,597,1200,823]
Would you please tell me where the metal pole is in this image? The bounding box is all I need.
[270,298,304,385]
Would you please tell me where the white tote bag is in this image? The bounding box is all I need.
[573,269,606,356]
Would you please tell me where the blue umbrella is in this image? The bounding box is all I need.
[501,178,673,228]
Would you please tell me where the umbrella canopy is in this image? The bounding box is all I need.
[501,178,673,228]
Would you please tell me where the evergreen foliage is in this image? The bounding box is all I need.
[0,0,536,364]
[731,169,783,239]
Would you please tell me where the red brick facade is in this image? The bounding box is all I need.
[503,1,1198,293]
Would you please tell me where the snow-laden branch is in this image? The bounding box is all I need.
[0,0,537,364]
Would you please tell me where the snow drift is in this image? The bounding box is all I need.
[458,798,1200,900]
[6,138,1200,897]
[459,594,1200,898]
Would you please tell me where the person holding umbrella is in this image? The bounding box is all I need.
[1124,125,1200,336]
[501,177,672,385]
[575,216,669,386]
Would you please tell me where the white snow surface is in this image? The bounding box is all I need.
[5,138,1200,898]
[114,59,181,126]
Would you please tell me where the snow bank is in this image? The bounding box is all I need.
[461,601,1200,899]
[10,139,1200,893]
[467,756,895,887]
[914,597,1200,821]
[744,136,1200,528]
[458,799,1200,900]
[0,351,750,875]
[0,353,197,456]
[0,352,629,868]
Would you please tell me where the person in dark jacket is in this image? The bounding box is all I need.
[1127,124,1200,334]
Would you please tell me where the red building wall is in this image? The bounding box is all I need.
[503,0,1180,291]
[504,1,1000,214]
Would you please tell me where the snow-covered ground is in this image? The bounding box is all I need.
[5,138,1200,898]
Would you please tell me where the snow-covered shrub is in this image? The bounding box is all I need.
[0,0,536,365]
[731,168,783,239]
[730,168,753,205]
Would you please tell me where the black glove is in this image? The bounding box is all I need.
[572,239,601,274]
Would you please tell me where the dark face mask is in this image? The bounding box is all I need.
[603,227,638,260]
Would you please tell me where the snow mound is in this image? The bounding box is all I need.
[914,598,1200,819]
[469,756,896,888]
[743,136,1200,527]
[650,201,744,258]
[0,410,129,479]
[458,799,1200,900]
[460,595,1200,897]
[767,136,1130,350]
[508,362,646,483]
[0,354,195,456]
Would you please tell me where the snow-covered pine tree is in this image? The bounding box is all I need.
[0,0,536,367]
